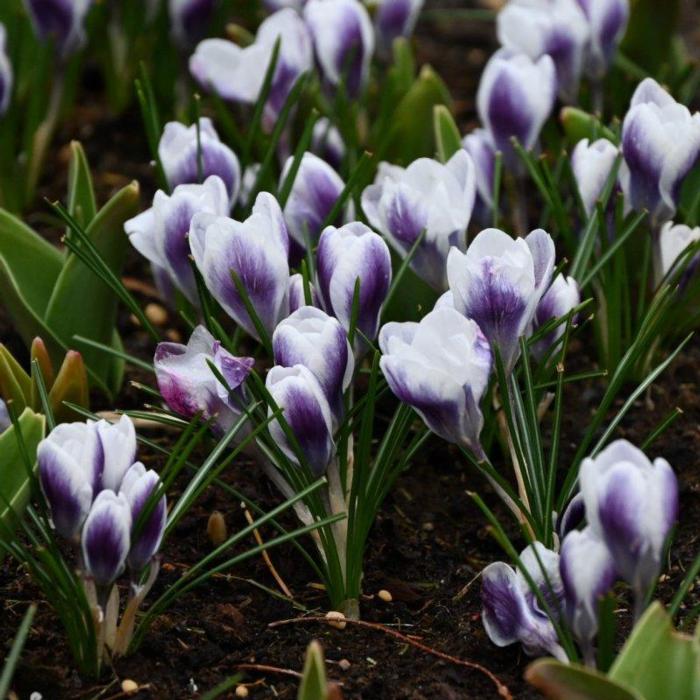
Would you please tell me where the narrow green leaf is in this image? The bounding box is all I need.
[298,641,328,700]
[0,604,37,699]
[66,141,97,229]
[433,104,462,163]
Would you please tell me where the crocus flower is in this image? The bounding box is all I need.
[272,307,354,421]
[579,439,678,612]
[189,193,290,340]
[317,222,392,346]
[288,273,320,312]
[0,399,10,433]
[497,0,589,103]
[94,415,137,493]
[576,0,629,80]
[462,128,496,224]
[303,0,375,97]
[23,0,92,56]
[264,0,306,8]
[0,24,12,115]
[125,176,230,304]
[571,137,619,217]
[620,78,700,225]
[361,150,476,290]
[119,463,167,572]
[311,118,345,172]
[158,118,241,204]
[531,274,580,360]
[481,543,567,661]
[281,152,346,250]
[38,422,102,539]
[82,491,132,588]
[190,9,312,124]
[477,48,556,166]
[155,325,255,434]
[169,0,216,46]
[266,365,335,476]
[447,227,556,371]
[657,221,700,281]
[379,307,492,454]
[560,526,617,662]
[374,0,424,58]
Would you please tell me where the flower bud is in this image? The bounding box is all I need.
[462,128,496,223]
[374,0,424,58]
[657,221,700,281]
[169,0,216,46]
[0,25,12,115]
[93,415,137,493]
[576,0,629,80]
[23,0,92,56]
[311,118,345,172]
[531,274,580,360]
[571,138,618,217]
[288,273,320,313]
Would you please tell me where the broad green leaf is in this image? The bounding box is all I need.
[525,659,642,700]
[0,345,31,409]
[298,641,328,700]
[621,0,680,73]
[66,141,97,229]
[44,181,139,394]
[433,105,462,163]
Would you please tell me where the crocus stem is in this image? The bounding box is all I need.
[326,457,349,580]
[506,172,528,236]
[592,80,604,117]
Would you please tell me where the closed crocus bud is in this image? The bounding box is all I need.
[576,0,629,80]
[497,0,589,103]
[281,152,346,250]
[374,0,424,58]
[265,365,335,477]
[190,9,312,124]
[531,274,580,359]
[580,439,678,612]
[379,307,492,455]
[303,0,374,98]
[657,221,700,281]
[477,48,556,166]
[462,128,496,223]
[273,307,354,421]
[362,150,476,290]
[571,138,618,217]
[92,415,137,493]
[158,118,241,205]
[288,273,320,313]
[620,78,700,225]
[169,0,216,46]
[189,193,290,340]
[311,118,345,172]
[125,176,230,305]
[238,163,261,210]
[155,325,255,433]
[119,463,167,572]
[0,25,12,115]
[317,222,392,346]
[481,543,567,661]
[560,526,617,662]
[82,491,132,588]
[23,0,92,57]
[447,227,555,371]
[38,422,102,539]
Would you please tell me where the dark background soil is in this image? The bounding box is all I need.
[1,3,699,699]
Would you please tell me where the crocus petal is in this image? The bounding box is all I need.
[169,0,216,46]
[375,0,424,57]
[23,0,92,56]
[93,415,137,492]
[0,24,12,115]
[576,0,629,79]
[657,221,700,281]
[571,138,619,217]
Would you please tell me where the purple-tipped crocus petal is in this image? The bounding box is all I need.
[288,273,320,313]
[170,0,216,46]
[571,138,619,217]
[576,0,629,79]
[93,415,137,493]
[311,118,345,171]
[531,274,580,360]
[0,25,12,115]
[375,0,424,57]
[24,0,92,56]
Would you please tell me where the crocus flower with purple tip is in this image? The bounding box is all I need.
[82,491,132,588]
[477,48,556,166]
[125,176,230,305]
[38,422,102,539]
[273,306,354,422]
[317,222,392,347]
[311,118,345,172]
[620,78,700,225]
[560,526,617,663]
[657,221,700,282]
[481,543,567,661]
[303,0,374,98]
[571,138,619,217]
[23,0,92,57]
[362,149,476,291]
[497,0,589,103]
[531,274,580,360]
[281,152,346,250]
[169,0,216,46]
[189,192,290,341]
[119,463,167,573]
[447,227,556,371]
[462,128,496,225]
[374,0,424,58]
[288,273,320,312]
[579,439,678,614]
[379,307,492,455]
[0,25,12,115]
[94,415,137,493]
[158,118,241,204]
[576,0,629,80]
[155,325,255,434]
[266,364,335,477]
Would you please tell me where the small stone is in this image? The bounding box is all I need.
[145,303,168,326]
[422,522,434,532]
[166,328,182,342]
[121,679,139,695]
[207,511,227,546]
[235,686,249,698]
[377,589,392,603]
[338,659,351,671]
[325,610,347,630]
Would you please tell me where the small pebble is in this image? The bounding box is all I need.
[121,679,139,695]
[422,522,434,532]
[165,328,182,342]
[377,589,392,603]
[338,659,351,671]
[235,686,249,698]
[145,303,168,326]
[325,610,347,630]
[207,511,227,546]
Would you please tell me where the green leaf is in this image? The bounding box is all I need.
[433,104,462,162]
[0,604,37,699]
[0,344,31,409]
[44,181,140,395]
[298,641,328,700]
[560,107,617,145]
[66,141,97,229]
